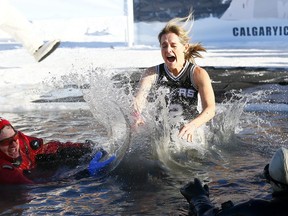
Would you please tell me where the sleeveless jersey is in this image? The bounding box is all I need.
[155,61,199,119]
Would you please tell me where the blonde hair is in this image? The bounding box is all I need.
[158,13,206,63]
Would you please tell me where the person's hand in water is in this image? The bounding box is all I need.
[178,122,197,142]
[131,111,145,130]
[88,150,116,177]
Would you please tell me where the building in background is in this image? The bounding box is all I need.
[134,0,288,48]
[0,0,287,49]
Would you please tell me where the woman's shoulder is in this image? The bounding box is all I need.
[192,65,209,77]
[191,65,211,87]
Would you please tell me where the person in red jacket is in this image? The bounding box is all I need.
[0,117,115,184]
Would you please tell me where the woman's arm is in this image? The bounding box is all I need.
[178,66,215,142]
[132,67,157,125]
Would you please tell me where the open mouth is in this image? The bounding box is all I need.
[167,56,176,62]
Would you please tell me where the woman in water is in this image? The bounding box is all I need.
[133,13,215,143]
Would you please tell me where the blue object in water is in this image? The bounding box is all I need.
[88,151,116,176]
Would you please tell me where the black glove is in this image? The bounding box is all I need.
[181,178,215,216]
[180,178,209,203]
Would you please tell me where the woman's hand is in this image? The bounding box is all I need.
[178,122,197,142]
[132,111,145,130]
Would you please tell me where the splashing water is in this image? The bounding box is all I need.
[209,88,277,155]
[82,67,134,170]
[70,67,281,176]
[79,67,209,173]
[1,66,286,215]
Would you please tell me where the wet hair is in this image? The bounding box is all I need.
[158,13,206,63]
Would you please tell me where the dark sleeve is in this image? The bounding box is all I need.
[215,199,272,216]
[56,141,92,159]
[35,141,92,167]
[191,199,272,216]
[189,195,218,216]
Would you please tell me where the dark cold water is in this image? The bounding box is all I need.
[0,67,287,215]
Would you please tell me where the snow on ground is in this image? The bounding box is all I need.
[1,45,287,112]
[0,0,287,112]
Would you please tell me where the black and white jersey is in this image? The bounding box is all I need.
[155,61,199,118]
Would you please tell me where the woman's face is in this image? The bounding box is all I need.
[0,125,20,159]
[160,32,188,73]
